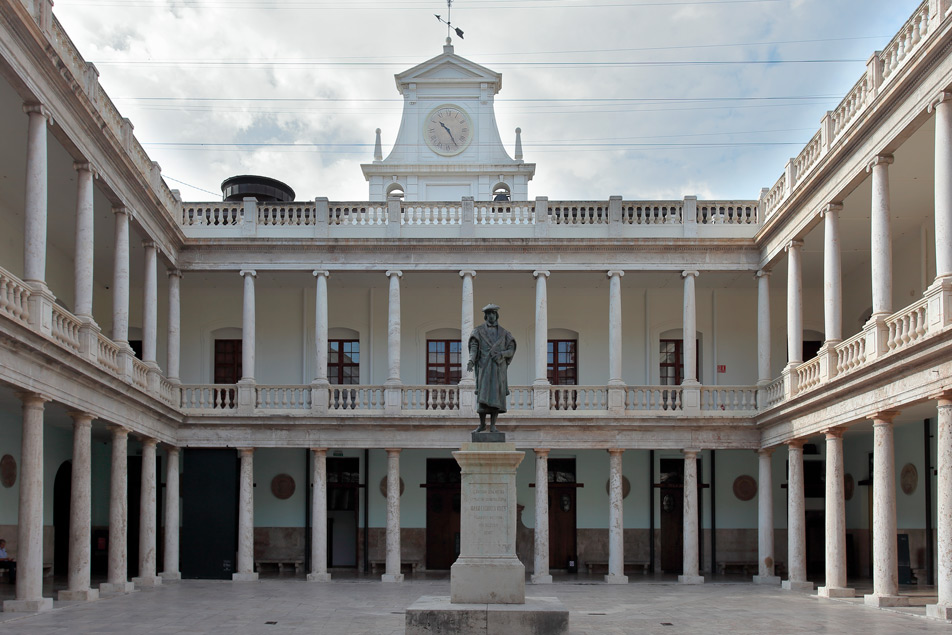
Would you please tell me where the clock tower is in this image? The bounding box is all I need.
[361,40,535,202]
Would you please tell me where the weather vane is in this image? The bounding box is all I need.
[435,0,464,40]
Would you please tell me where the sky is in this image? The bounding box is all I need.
[53,0,921,202]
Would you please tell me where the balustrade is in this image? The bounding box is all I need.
[97,335,120,373]
[131,358,150,390]
[885,298,928,351]
[258,203,316,226]
[795,357,822,393]
[475,202,535,225]
[549,203,608,225]
[0,271,31,324]
[401,204,462,225]
[181,204,242,226]
[329,386,384,410]
[507,388,533,410]
[402,386,459,410]
[623,202,681,225]
[256,386,312,409]
[50,305,81,352]
[762,377,785,408]
[180,385,238,411]
[700,387,758,411]
[834,331,867,375]
[329,204,387,226]
[625,387,683,411]
[696,202,758,225]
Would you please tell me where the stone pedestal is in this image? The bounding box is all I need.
[406,596,568,635]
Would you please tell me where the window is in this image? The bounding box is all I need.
[659,339,700,385]
[328,339,360,385]
[547,340,577,385]
[214,339,242,384]
[427,340,462,385]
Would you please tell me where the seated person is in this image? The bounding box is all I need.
[0,539,16,584]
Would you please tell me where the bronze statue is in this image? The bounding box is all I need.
[467,303,516,434]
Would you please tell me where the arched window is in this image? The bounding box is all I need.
[386,183,405,199]
[426,328,462,385]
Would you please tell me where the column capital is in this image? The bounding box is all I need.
[533,448,550,457]
[239,269,256,278]
[72,161,100,179]
[310,447,328,455]
[757,447,776,457]
[607,270,625,278]
[784,239,803,253]
[681,270,699,278]
[139,436,158,448]
[162,444,180,455]
[786,437,806,449]
[755,269,771,279]
[106,424,129,437]
[459,269,476,278]
[112,205,130,218]
[66,411,95,426]
[818,203,843,218]
[237,447,255,457]
[928,90,952,113]
[312,270,330,278]
[823,427,846,440]
[167,269,182,280]
[682,448,700,459]
[866,154,894,172]
[607,448,625,456]
[385,269,402,278]
[533,269,550,279]
[930,390,952,407]
[385,447,402,455]
[142,240,157,251]
[23,102,53,123]
[16,391,50,408]
[868,410,900,425]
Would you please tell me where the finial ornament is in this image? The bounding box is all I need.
[435,0,464,41]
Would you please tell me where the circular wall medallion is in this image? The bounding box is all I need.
[733,475,757,501]
[0,455,16,488]
[844,473,854,501]
[604,476,631,499]
[270,473,295,500]
[900,463,918,495]
[379,476,405,498]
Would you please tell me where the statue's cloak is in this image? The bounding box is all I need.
[468,324,516,413]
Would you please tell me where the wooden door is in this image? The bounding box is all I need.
[548,459,577,570]
[659,458,684,573]
[327,458,360,567]
[426,459,461,570]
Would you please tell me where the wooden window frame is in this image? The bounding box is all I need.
[426,339,462,386]
[328,339,360,385]
[547,339,578,386]
[659,338,700,385]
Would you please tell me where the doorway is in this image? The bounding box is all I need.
[53,461,72,576]
[327,457,360,567]
[425,458,461,570]
[658,457,703,574]
[181,449,238,579]
[548,458,577,571]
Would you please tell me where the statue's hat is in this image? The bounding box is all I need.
[482,303,501,313]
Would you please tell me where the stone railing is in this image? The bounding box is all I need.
[549,386,609,411]
[158,377,178,408]
[0,270,31,325]
[51,304,81,353]
[401,204,463,226]
[402,385,459,410]
[258,203,317,227]
[762,0,940,221]
[795,357,822,393]
[181,385,237,411]
[549,203,608,225]
[507,387,534,410]
[835,331,867,375]
[257,385,312,409]
[700,386,758,411]
[329,203,388,226]
[131,358,150,391]
[623,202,681,225]
[475,202,535,225]
[696,202,758,225]
[762,377,785,409]
[182,203,243,227]
[97,334,121,374]
[328,385,384,410]
[886,297,928,351]
[625,387,683,411]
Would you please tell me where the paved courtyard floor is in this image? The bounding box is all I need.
[0,574,950,634]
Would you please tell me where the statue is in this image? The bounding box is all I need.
[466,303,517,435]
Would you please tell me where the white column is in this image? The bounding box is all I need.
[112,208,130,343]
[142,242,158,365]
[786,240,803,366]
[166,271,182,382]
[821,204,843,343]
[818,428,853,597]
[606,448,628,584]
[58,412,98,602]
[132,438,161,587]
[460,270,476,382]
[868,155,894,319]
[73,162,96,319]
[233,448,258,581]
[756,270,771,385]
[933,93,952,282]
[682,271,699,385]
[3,393,52,613]
[679,449,704,584]
[928,396,952,619]
[22,104,51,288]
[753,448,780,584]
[385,271,402,385]
[382,448,404,583]
[313,271,330,384]
[160,446,180,580]
[100,425,134,595]
[308,448,331,582]
[239,270,256,381]
[533,270,550,386]
[531,449,552,584]
[865,412,907,607]
[607,270,624,385]
[781,440,813,591]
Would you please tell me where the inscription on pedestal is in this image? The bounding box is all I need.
[467,482,513,555]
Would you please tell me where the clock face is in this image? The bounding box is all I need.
[424,105,473,156]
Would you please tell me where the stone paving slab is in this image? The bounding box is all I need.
[0,578,949,634]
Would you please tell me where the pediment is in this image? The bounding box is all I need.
[395,46,501,92]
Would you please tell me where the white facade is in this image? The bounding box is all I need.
[0,0,951,621]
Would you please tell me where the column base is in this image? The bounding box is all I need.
[864,593,909,607]
[2,597,53,613]
[307,572,332,582]
[99,581,135,595]
[926,604,952,620]
[58,588,99,602]
[381,573,405,583]
[604,574,628,585]
[530,574,552,585]
[678,574,705,585]
[232,572,259,582]
[159,571,181,581]
[752,575,781,585]
[131,575,163,588]
[781,580,815,592]
[817,585,854,598]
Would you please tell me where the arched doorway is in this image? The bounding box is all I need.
[53,460,72,577]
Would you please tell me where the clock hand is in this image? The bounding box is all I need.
[439,121,459,147]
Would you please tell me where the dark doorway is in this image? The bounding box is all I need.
[53,461,72,576]
[659,458,684,573]
[327,457,360,567]
[425,458,461,570]
[805,510,825,577]
[181,449,239,579]
[127,454,163,578]
[548,458,577,571]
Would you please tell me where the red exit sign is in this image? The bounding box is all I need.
[717,365,726,373]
